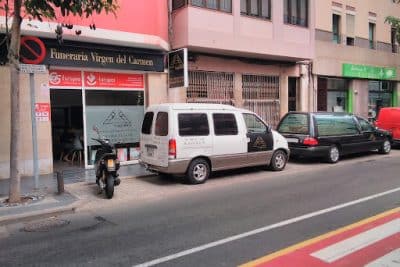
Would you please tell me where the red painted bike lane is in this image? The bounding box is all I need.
[241,208,400,267]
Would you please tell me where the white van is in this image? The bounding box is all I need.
[139,103,289,184]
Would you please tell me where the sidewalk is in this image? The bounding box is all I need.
[0,163,152,225]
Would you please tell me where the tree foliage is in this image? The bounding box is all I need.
[386,0,400,43]
[0,0,119,203]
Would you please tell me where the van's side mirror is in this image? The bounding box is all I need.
[266,125,272,133]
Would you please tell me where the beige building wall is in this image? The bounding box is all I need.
[316,0,400,43]
[146,73,169,106]
[0,66,53,179]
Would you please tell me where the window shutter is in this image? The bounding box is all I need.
[346,14,355,38]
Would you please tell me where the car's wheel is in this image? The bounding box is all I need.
[105,174,114,199]
[269,150,288,171]
[378,139,391,154]
[327,145,340,164]
[186,158,210,184]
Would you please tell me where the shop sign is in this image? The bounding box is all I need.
[168,48,188,88]
[84,72,144,89]
[35,103,50,122]
[43,42,164,72]
[49,70,82,87]
[342,64,396,80]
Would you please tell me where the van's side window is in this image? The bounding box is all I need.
[178,113,209,136]
[213,113,238,135]
[141,112,154,134]
[243,113,267,133]
[155,112,168,136]
[315,115,359,136]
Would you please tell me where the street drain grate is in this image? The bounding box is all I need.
[22,217,70,232]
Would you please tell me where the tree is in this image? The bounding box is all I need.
[386,0,400,44]
[0,0,118,203]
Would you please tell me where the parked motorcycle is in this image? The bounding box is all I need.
[93,138,121,199]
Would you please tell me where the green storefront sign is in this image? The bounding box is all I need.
[342,63,396,80]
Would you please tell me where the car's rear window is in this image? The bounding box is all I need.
[178,113,209,136]
[141,112,154,134]
[315,115,359,136]
[278,114,309,134]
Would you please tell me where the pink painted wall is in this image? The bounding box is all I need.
[172,1,315,61]
[1,0,169,43]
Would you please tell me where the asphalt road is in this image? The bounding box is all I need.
[0,151,399,267]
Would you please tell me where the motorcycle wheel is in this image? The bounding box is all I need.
[105,174,114,199]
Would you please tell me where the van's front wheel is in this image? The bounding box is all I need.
[269,150,288,171]
[186,158,210,184]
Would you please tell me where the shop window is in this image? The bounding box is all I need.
[190,0,232,12]
[332,14,341,44]
[241,0,271,19]
[368,81,393,120]
[318,78,348,112]
[369,22,376,49]
[85,90,144,164]
[284,0,308,27]
[346,14,355,46]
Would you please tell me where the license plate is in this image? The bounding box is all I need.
[286,138,299,143]
[147,147,154,157]
[107,159,115,168]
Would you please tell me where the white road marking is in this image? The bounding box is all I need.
[364,248,400,267]
[311,219,400,263]
[133,187,400,267]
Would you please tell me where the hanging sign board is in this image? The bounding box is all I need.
[19,64,47,74]
[168,48,188,89]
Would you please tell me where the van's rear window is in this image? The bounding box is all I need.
[278,114,309,134]
[178,113,209,136]
[141,112,154,134]
[155,112,168,136]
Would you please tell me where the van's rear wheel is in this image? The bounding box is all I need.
[327,145,340,163]
[186,158,210,184]
[269,150,287,171]
[378,139,391,154]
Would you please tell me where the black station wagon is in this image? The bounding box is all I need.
[277,112,392,163]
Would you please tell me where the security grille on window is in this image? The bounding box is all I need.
[191,0,232,12]
[241,0,271,19]
[284,0,308,27]
[187,71,234,104]
[242,75,280,128]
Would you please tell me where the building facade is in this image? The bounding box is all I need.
[0,0,169,178]
[313,0,400,118]
[170,0,315,127]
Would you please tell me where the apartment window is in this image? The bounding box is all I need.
[173,0,187,10]
[346,14,355,46]
[284,0,308,27]
[369,22,376,49]
[241,0,271,19]
[190,0,232,12]
[391,27,398,53]
[332,14,341,44]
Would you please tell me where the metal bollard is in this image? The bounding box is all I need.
[56,172,65,194]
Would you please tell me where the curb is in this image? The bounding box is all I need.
[0,199,85,226]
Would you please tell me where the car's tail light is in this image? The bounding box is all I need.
[303,137,319,146]
[169,139,176,159]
